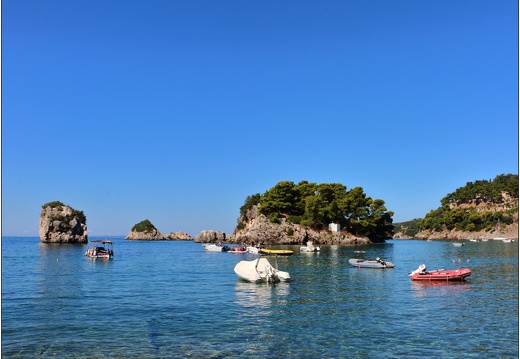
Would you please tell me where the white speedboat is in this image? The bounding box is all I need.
[234,257,290,283]
[349,257,394,269]
[247,246,260,254]
[203,243,229,252]
[300,241,320,253]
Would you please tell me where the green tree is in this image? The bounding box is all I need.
[132,219,157,232]
[259,181,298,216]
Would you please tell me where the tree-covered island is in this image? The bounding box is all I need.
[230,180,394,244]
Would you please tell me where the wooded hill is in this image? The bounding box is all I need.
[238,181,394,241]
[417,174,518,233]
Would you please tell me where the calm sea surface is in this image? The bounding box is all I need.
[2,237,518,358]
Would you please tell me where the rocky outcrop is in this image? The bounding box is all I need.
[126,227,164,240]
[39,202,88,243]
[194,230,226,243]
[165,231,193,241]
[226,205,373,245]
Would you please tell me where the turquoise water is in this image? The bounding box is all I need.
[2,237,518,358]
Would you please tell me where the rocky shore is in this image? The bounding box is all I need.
[412,222,519,241]
[225,205,375,245]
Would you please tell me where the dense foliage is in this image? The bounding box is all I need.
[418,174,518,232]
[239,193,261,219]
[241,180,394,241]
[131,219,157,232]
[440,174,519,206]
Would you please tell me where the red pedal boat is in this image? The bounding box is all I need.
[409,264,471,281]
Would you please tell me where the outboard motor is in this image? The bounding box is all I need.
[409,264,426,276]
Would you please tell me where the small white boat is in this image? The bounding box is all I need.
[300,241,320,253]
[247,246,260,254]
[452,243,465,247]
[86,240,114,259]
[203,243,229,252]
[349,257,394,269]
[492,220,513,242]
[234,257,290,283]
[493,237,512,243]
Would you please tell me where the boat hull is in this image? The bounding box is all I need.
[410,268,471,281]
[86,240,114,260]
[349,258,394,268]
[300,247,320,253]
[234,258,290,283]
[203,244,229,252]
[259,249,294,256]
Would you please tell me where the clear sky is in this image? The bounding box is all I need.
[2,1,518,238]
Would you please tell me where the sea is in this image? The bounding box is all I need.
[1,236,518,358]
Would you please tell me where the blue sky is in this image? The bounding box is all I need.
[2,1,518,237]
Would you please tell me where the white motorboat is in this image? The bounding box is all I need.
[203,243,229,252]
[300,241,320,253]
[234,257,290,283]
[247,246,260,254]
[349,257,394,269]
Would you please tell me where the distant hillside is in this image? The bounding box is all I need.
[393,219,421,238]
[414,174,518,240]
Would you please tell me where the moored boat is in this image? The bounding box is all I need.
[300,241,320,253]
[86,240,114,259]
[234,257,290,283]
[228,245,248,253]
[203,243,230,252]
[452,242,465,247]
[247,246,260,254]
[259,248,294,256]
[409,264,471,281]
[349,257,394,269]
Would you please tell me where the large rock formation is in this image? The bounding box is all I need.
[39,201,88,243]
[226,205,372,245]
[126,228,163,240]
[194,230,226,243]
[126,219,164,240]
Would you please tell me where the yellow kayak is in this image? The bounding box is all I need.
[259,248,294,256]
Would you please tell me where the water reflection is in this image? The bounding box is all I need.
[411,280,472,295]
[234,281,290,309]
[36,243,87,297]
